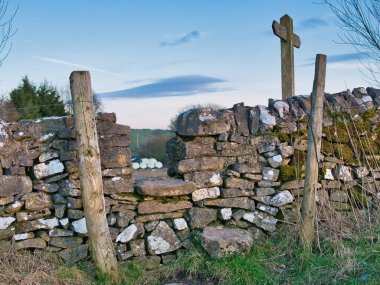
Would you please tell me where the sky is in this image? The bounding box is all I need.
[0,0,373,129]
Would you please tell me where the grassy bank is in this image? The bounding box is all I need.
[1,225,378,285]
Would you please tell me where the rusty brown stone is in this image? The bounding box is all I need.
[97,121,130,136]
[0,176,32,197]
[100,147,131,168]
[136,178,196,197]
[24,192,53,211]
[137,200,192,214]
[176,157,225,174]
[203,197,255,210]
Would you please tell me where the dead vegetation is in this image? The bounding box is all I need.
[0,241,91,285]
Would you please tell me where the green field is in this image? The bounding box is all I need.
[130,129,175,165]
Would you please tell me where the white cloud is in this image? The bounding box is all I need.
[34,56,125,77]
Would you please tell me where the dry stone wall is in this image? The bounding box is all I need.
[0,113,135,263]
[0,86,379,264]
[167,87,380,239]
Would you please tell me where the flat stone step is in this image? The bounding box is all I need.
[136,178,196,197]
[200,226,253,259]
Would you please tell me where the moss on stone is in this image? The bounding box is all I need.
[272,125,282,133]
[273,132,289,143]
[361,109,377,120]
[334,143,355,165]
[361,138,379,155]
[354,120,371,133]
[321,139,334,156]
[279,165,304,182]
[293,149,307,164]
[350,189,368,207]
[323,122,350,143]
[325,111,351,120]
[262,125,290,143]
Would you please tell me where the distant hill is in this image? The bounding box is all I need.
[130,129,175,165]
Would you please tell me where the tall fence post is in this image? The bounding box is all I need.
[70,71,119,282]
[300,54,327,248]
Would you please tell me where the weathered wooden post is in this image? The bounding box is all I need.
[70,71,119,282]
[272,14,301,100]
[300,54,327,248]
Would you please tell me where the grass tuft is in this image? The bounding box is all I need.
[0,225,378,285]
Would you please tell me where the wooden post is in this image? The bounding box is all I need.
[70,71,119,283]
[272,14,301,100]
[300,54,327,248]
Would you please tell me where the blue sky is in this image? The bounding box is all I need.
[0,0,372,128]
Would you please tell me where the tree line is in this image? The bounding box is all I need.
[0,76,103,122]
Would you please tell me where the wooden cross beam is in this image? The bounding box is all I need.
[272,14,301,100]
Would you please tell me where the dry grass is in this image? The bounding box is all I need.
[0,241,91,285]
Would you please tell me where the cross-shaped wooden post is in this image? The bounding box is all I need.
[272,14,301,100]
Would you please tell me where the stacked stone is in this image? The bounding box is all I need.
[0,113,134,263]
[166,103,295,235]
[279,87,380,217]
[0,116,87,262]
[1,86,380,264]
[114,177,196,265]
[96,113,136,260]
[168,87,380,233]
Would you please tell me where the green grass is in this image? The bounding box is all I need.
[6,225,377,285]
[75,225,379,285]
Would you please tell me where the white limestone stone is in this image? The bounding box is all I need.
[0,217,15,230]
[273,101,289,118]
[71,218,87,234]
[219,208,232,220]
[270,191,294,207]
[192,187,220,202]
[38,217,59,229]
[259,106,276,126]
[34,159,64,179]
[116,224,137,243]
[324,169,335,180]
[13,233,34,241]
[173,218,188,231]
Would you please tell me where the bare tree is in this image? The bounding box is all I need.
[168,103,225,131]
[322,0,380,84]
[93,92,104,114]
[0,0,17,66]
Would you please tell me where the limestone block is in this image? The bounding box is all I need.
[200,226,253,258]
[270,191,294,207]
[147,221,182,255]
[188,207,217,229]
[33,159,64,179]
[137,200,192,215]
[24,192,53,211]
[136,178,196,197]
[192,187,220,202]
[0,176,32,197]
[176,157,225,174]
[176,108,233,136]
[203,197,255,210]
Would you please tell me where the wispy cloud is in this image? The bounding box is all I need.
[264,16,329,37]
[100,75,231,99]
[34,56,124,77]
[328,53,369,63]
[161,31,200,47]
[297,17,329,30]
[302,52,370,67]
